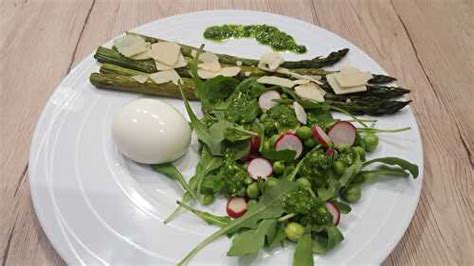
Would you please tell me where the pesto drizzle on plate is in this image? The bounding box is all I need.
[203,24,307,54]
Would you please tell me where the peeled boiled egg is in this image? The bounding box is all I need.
[112,98,191,164]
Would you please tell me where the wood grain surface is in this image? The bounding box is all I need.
[1,0,472,265]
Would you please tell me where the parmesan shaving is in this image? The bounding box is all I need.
[155,53,187,70]
[258,52,284,72]
[327,73,367,94]
[294,82,326,102]
[148,42,181,66]
[113,35,150,57]
[149,69,181,85]
[276,67,323,85]
[131,74,149,84]
[293,101,307,124]
[198,67,241,79]
[335,64,372,87]
[197,52,221,72]
[257,76,295,88]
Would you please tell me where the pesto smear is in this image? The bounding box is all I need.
[203,24,307,54]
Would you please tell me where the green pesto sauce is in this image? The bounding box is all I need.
[203,24,307,54]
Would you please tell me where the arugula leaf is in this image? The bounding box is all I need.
[178,84,223,155]
[152,163,197,200]
[261,149,296,162]
[201,76,239,111]
[164,148,223,223]
[189,44,205,98]
[177,201,230,227]
[362,157,419,178]
[330,200,352,214]
[293,233,314,266]
[177,180,298,265]
[225,140,251,161]
[227,219,277,256]
[312,226,344,255]
[268,226,287,249]
[224,125,257,142]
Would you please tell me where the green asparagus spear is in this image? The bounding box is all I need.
[89,72,198,100]
[368,74,397,84]
[94,46,157,73]
[90,72,410,115]
[126,32,349,69]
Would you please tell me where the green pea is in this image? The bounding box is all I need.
[284,222,305,242]
[304,137,317,148]
[296,177,312,189]
[296,126,312,140]
[343,185,361,203]
[332,160,346,176]
[355,133,366,149]
[352,146,366,160]
[262,140,271,153]
[363,133,379,152]
[201,194,215,206]
[272,161,285,174]
[265,178,279,188]
[247,199,257,208]
[246,182,260,199]
[244,177,254,185]
[269,134,280,146]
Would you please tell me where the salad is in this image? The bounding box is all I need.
[90,31,418,266]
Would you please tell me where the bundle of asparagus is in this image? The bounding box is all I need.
[89,32,411,116]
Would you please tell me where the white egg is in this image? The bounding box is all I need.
[112,98,191,164]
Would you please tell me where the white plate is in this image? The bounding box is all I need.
[29,10,423,265]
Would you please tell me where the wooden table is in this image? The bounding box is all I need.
[1,0,473,265]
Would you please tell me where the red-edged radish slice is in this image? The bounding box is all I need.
[293,101,307,124]
[326,147,335,157]
[325,202,340,225]
[275,133,303,159]
[226,197,247,218]
[327,121,356,147]
[258,90,281,111]
[247,158,272,180]
[311,125,332,147]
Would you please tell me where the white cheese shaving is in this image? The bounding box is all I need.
[258,52,284,72]
[276,67,323,85]
[293,101,307,124]
[236,61,242,66]
[294,82,326,102]
[256,76,295,88]
[198,67,241,79]
[147,42,181,66]
[198,52,221,72]
[113,35,150,57]
[244,71,251,77]
[149,69,181,85]
[155,53,187,70]
[327,73,367,94]
[335,64,372,87]
[293,79,311,85]
[131,74,149,84]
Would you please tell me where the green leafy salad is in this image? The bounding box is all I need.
[89,32,419,266]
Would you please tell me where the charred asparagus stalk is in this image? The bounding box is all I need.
[90,72,410,115]
[89,72,197,100]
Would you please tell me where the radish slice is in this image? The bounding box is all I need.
[326,148,335,157]
[293,101,307,124]
[327,121,356,147]
[275,133,303,159]
[226,197,247,218]
[325,202,340,225]
[258,90,281,111]
[247,158,273,180]
[249,136,261,154]
[311,125,332,147]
